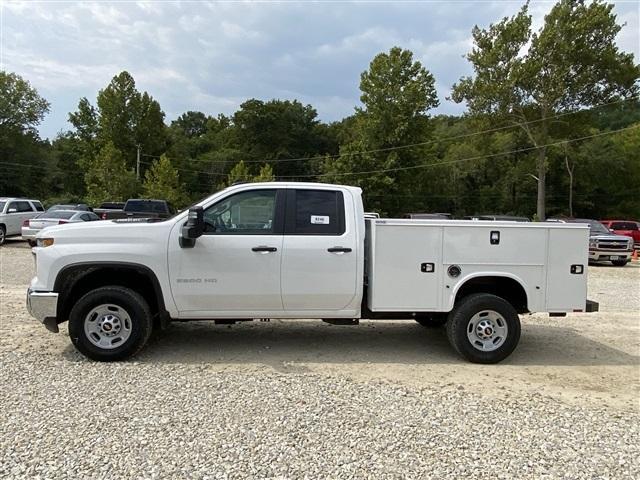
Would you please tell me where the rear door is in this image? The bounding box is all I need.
[280,188,358,311]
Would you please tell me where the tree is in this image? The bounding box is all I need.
[70,71,167,173]
[254,164,275,182]
[323,47,439,214]
[0,71,50,132]
[0,71,52,196]
[142,154,189,208]
[224,160,252,187]
[232,99,330,178]
[452,0,639,219]
[84,142,137,205]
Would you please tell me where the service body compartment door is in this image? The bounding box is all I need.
[368,224,443,311]
[546,227,589,311]
[281,189,358,311]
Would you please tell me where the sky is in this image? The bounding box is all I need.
[2,0,639,140]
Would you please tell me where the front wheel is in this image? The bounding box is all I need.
[446,293,521,364]
[611,259,629,267]
[68,286,153,361]
[0,226,5,245]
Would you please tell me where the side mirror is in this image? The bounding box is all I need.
[180,206,204,248]
[7,208,17,213]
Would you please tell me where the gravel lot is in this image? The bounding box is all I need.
[1,239,639,479]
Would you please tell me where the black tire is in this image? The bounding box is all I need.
[0,225,5,246]
[446,293,521,364]
[68,286,153,361]
[611,259,629,267]
[27,239,36,247]
[415,314,447,328]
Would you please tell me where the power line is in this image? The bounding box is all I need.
[277,125,639,179]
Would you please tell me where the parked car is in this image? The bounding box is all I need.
[101,199,174,220]
[47,203,91,212]
[549,218,633,266]
[93,202,126,220]
[22,210,100,246]
[600,220,640,249]
[0,197,44,245]
[464,215,530,222]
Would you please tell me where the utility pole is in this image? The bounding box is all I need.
[136,144,141,180]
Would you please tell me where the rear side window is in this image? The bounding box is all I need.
[16,201,33,212]
[288,189,345,235]
[31,201,44,211]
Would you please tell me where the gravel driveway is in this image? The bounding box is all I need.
[1,240,639,479]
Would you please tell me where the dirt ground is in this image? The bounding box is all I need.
[1,238,639,411]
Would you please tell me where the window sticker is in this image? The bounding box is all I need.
[311,215,330,225]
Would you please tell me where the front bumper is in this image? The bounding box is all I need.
[26,288,59,333]
[589,249,632,262]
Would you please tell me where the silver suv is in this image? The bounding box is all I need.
[0,198,45,245]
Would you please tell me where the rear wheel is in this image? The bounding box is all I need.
[68,286,153,361]
[446,293,521,364]
[611,259,629,266]
[0,226,5,245]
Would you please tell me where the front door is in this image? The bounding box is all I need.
[168,188,285,315]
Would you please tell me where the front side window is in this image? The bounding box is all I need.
[291,189,345,235]
[7,202,19,213]
[204,189,277,234]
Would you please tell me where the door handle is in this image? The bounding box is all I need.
[251,246,277,252]
[327,247,352,253]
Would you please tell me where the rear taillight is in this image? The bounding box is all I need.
[22,219,30,227]
[58,220,68,225]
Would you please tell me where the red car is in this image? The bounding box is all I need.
[600,220,640,249]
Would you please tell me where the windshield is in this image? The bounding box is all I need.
[0,202,5,212]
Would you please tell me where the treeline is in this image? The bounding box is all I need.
[1,0,639,219]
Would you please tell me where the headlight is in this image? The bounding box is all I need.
[36,238,54,248]
[589,239,597,248]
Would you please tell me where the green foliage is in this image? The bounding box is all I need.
[0,71,52,197]
[324,47,439,214]
[0,71,50,132]
[70,71,167,173]
[142,155,189,208]
[84,142,137,205]
[451,0,640,219]
[223,160,252,187]
[254,164,275,182]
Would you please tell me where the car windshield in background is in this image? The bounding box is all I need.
[566,219,610,234]
[611,222,638,230]
[41,211,76,220]
[125,201,166,213]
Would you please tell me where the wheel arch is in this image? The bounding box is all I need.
[451,273,529,314]
[54,262,167,323]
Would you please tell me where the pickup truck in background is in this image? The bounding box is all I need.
[549,218,634,266]
[27,182,597,364]
[93,202,126,220]
[600,220,640,250]
[100,199,174,220]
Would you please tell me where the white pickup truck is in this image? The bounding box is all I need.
[27,182,598,363]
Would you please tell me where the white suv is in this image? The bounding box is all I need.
[0,198,44,245]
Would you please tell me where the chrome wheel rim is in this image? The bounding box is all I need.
[466,310,508,352]
[0,229,4,243]
[84,304,132,350]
